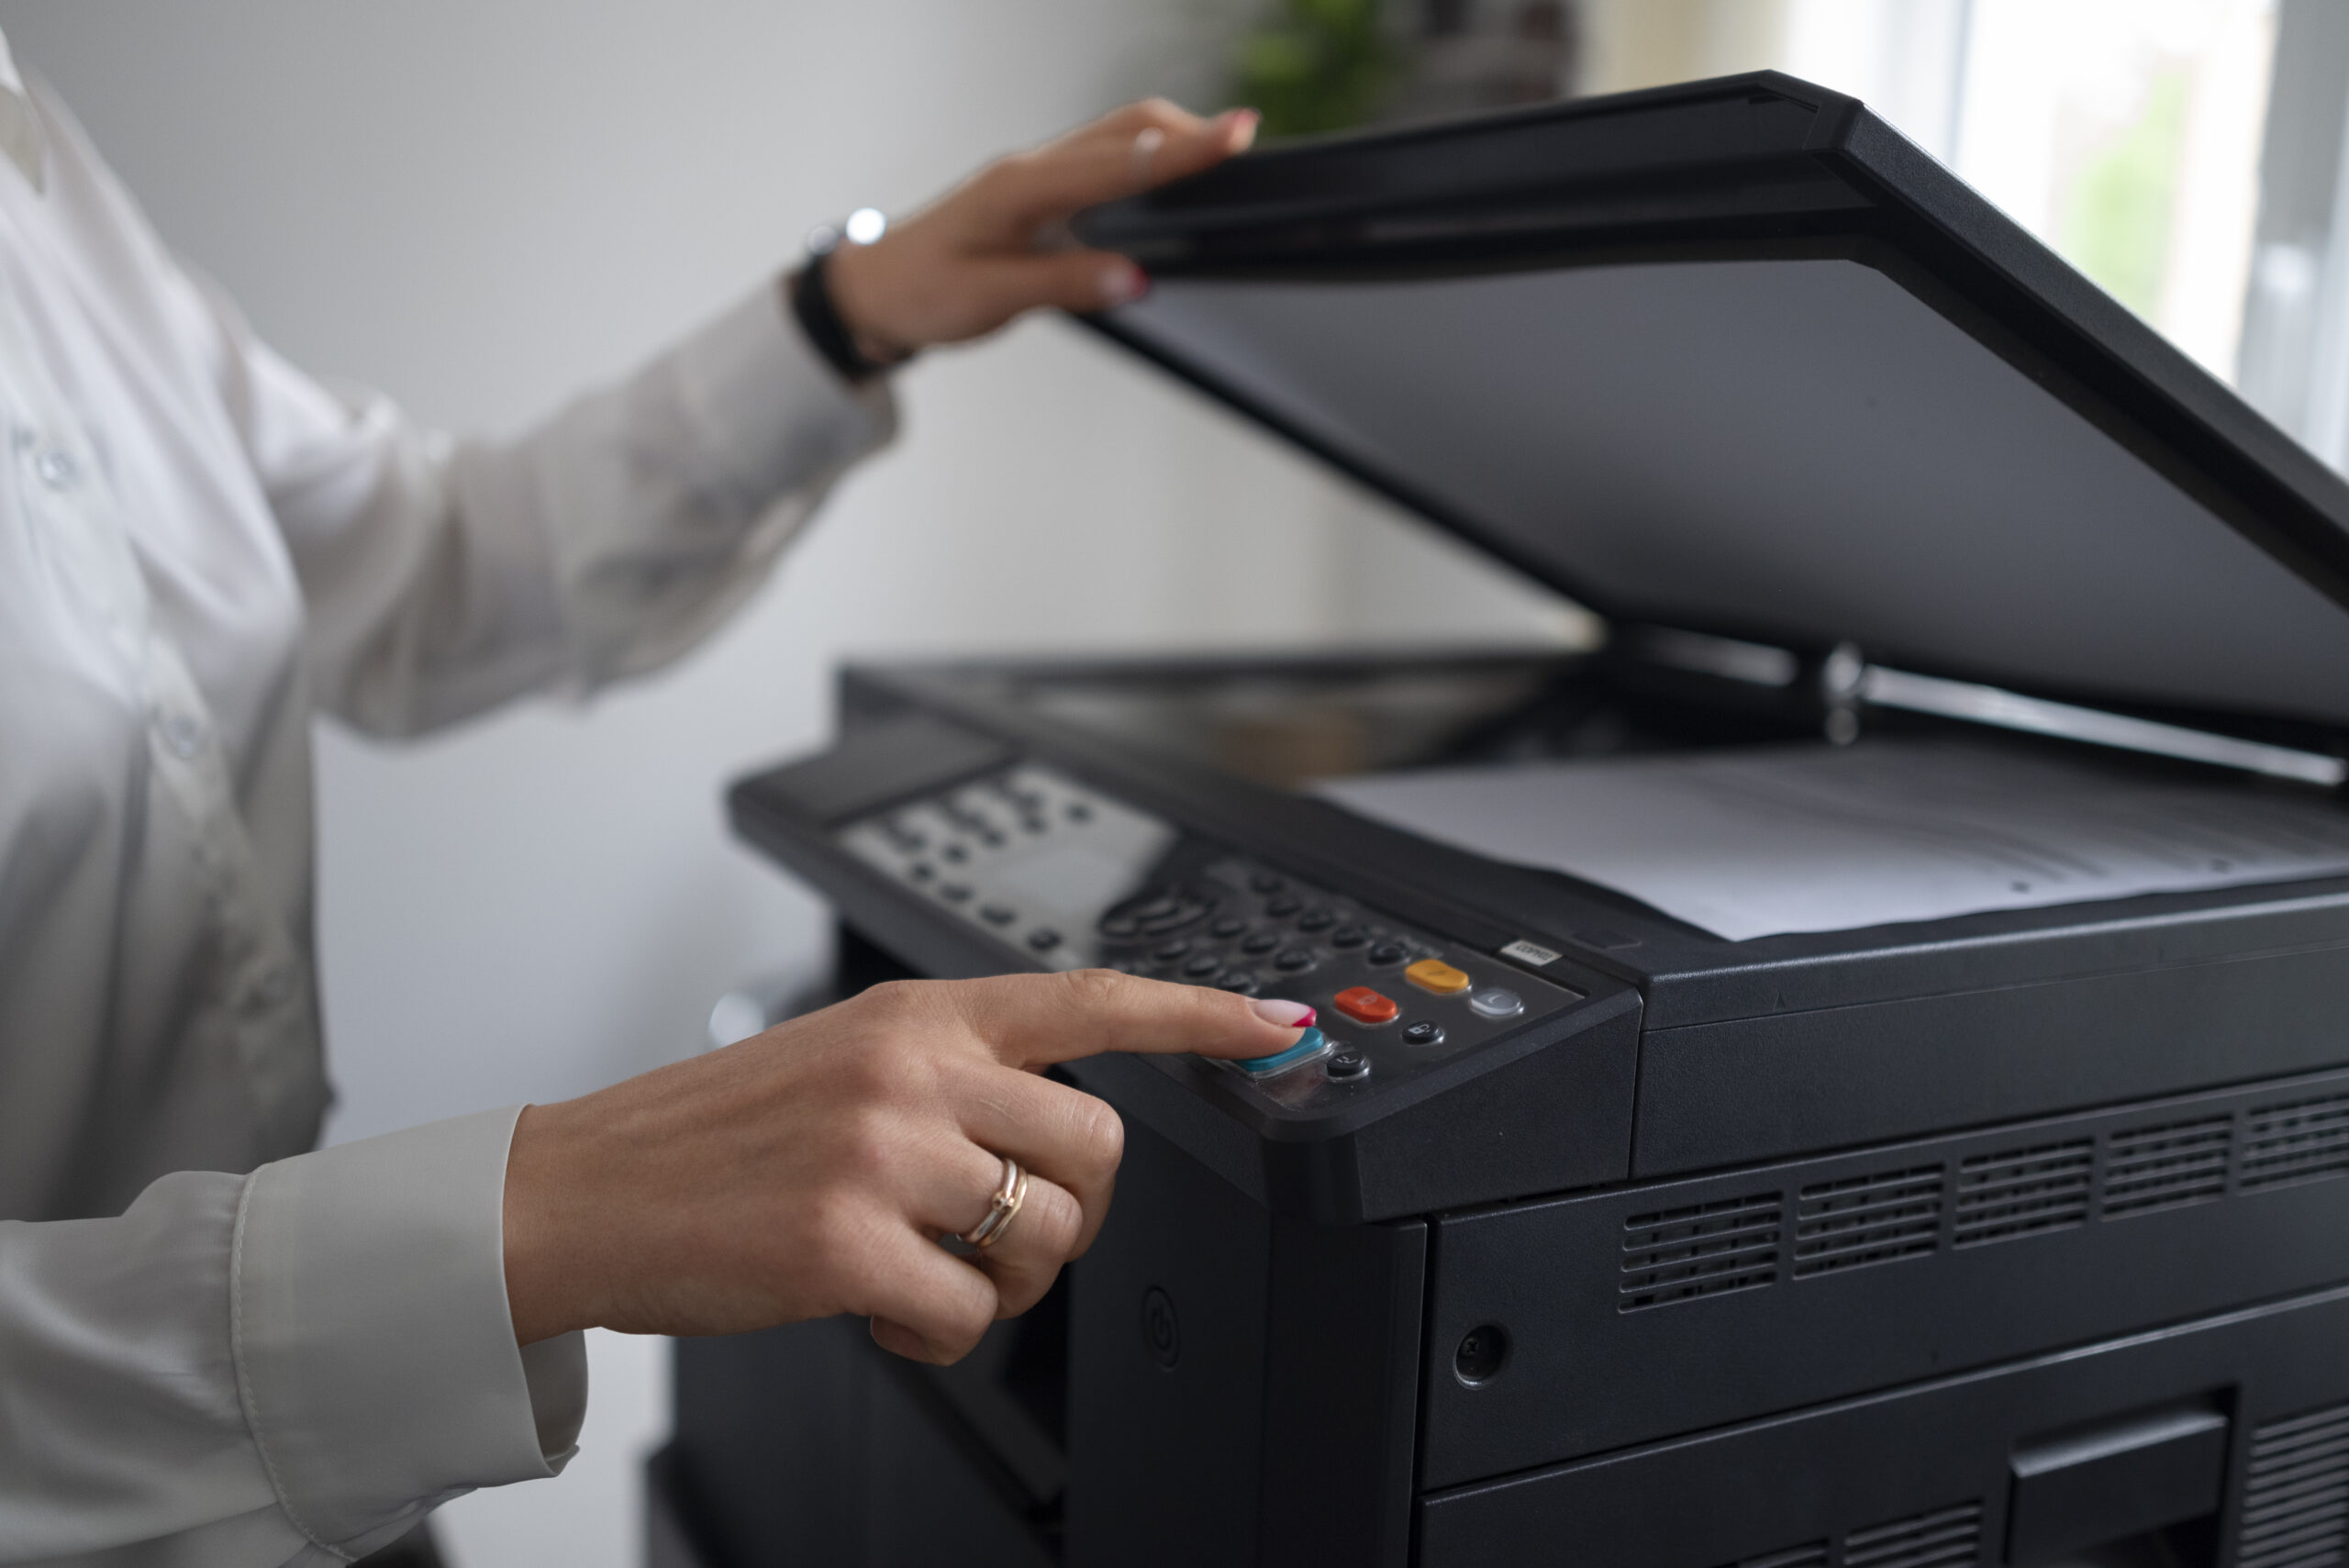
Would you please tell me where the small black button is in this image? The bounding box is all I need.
[1028,929,1063,951]
[1065,801,1094,822]
[1249,873,1286,894]
[940,884,973,903]
[1182,953,1222,977]
[1099,915,1140,938]
[1209,916,1248,939]
[1142,906,1208,935]
[1330,924,1368,948]
[941,843,970,863]
[1153,940,1193,962]
[1274,948,1317,973]
[1132,896,1179,920]
[1241,930,1281,955]
[1403,1020,1445,1047]
[1021,816,1048,835]
[981,905,1017,926]
[907,862,935,882]
[1326,1049,1371,1081]
[977,829,1006,849]
[1294,908,1335,933]
[1219,974,1261,997]
[1264,895,1304,918]
[1367,943,1408,966]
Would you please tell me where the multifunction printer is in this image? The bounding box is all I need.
[652,73,2349,1568]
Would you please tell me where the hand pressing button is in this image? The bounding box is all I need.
[1233,1026,1330,1079]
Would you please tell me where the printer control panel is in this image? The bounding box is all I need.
[837,762,1584,1109]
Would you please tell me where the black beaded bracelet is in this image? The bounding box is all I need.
[787,250,902,385]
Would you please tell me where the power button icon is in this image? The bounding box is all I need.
[1141,1286,1181,1369]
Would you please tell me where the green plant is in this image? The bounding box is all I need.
[1232,0,1399,138]
[2063,67,2189,320]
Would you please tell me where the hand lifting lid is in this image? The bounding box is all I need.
[1072,72,2349,744]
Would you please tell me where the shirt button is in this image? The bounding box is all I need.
[34,447,78,490]
[159,712,206,758]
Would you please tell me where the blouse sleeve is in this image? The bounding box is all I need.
[200,272,896,736]
[0,1110,586,1566]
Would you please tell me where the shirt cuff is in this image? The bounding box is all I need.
[230,1106,586,1554]
[666,275,898,511]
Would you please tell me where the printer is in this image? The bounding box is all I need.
[651,72,2349,1568]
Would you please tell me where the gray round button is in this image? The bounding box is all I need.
[1467,986,1524,1019]
[159,712,206,759]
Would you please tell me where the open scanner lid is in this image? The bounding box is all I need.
[1071,73,2349,742]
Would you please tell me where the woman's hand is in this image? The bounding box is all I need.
[501,970,1312,1363]
[823,99,1259,362]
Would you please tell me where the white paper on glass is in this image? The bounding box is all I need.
[1313,739,2349,941]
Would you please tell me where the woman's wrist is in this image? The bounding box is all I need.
[786,250,908,385]
[504,1100,595,1346]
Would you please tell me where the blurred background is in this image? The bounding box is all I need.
[0,0,2341,1562]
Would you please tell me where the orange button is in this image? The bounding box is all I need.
[1332,986,1399,1025]
[1405,958,1472,995]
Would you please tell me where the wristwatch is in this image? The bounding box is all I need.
[787,207,907,384]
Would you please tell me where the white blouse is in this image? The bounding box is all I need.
[0,45,894,1567]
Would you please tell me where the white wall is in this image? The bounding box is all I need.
[0,4,1572,1563]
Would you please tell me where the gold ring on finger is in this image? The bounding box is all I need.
[963,1155,1030,1252]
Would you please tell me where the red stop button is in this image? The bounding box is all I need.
[1332,986,1399,1025]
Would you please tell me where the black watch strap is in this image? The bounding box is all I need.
[788,250,899,385]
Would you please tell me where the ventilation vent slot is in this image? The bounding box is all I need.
[1791,1164,1943,1277]
[2243,1095,2349,1194]
[1953,1140,2093,1246]
[2102,1117,2233,1217]
[1708,1543,1828,1568]
[2239,1403,2349,1568]
[1842,1501,1983,1568]
[1620,1190,1782,1311]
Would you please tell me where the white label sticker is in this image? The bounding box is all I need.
[1498,939,1563,967]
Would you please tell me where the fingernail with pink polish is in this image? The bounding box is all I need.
[1252,998,1315,1028]
[1099,260,1149,307]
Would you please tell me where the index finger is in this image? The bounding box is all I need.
[950,969,1310,1070]
[989,102,1259,229]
